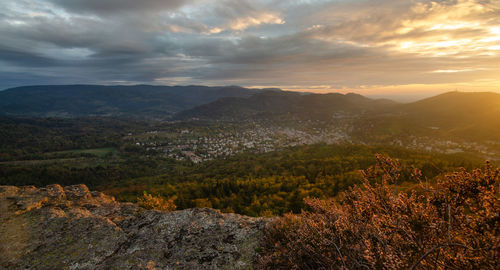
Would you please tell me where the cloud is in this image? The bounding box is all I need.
[0,0,499,96]
[307,0,500,57]
[227,12,284,31]
[208,0,285,32]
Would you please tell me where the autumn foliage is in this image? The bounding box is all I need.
[258,155,499,269]
[137,192,177,212]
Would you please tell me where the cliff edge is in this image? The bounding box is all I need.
[0,184,268,269]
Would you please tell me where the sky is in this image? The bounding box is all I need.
[1,0,499,100]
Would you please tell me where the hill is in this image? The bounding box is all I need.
[176,91,398,120]
[402,91,500,140]
[0,85,270,118]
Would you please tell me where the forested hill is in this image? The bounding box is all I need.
[0,85,272,118]
[175,91,398,120]
[401,91,500,140]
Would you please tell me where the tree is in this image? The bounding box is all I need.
[137,192,177,212]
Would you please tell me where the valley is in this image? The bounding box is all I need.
[1,87,498,217]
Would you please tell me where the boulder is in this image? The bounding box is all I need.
[0,185,268,269]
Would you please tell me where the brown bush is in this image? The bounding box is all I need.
[137,192,177,212]
[258,155,499,269]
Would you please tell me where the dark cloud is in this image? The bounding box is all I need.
[48,0,194,14]
[0,45,61,67]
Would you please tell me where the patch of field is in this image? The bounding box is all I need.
[49,147,117,158]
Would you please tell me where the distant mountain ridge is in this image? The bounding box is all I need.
[175,91,398,120]
[0,85,270,118]
[2,85,500,141]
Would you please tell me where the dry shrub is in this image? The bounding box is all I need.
[137,191,177,212]
[258,155,499,269]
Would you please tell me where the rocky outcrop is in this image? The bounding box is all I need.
[0,184,268,269]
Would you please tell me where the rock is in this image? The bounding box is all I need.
[0,185,268,269]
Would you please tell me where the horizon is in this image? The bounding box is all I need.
[1,0,500,97]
